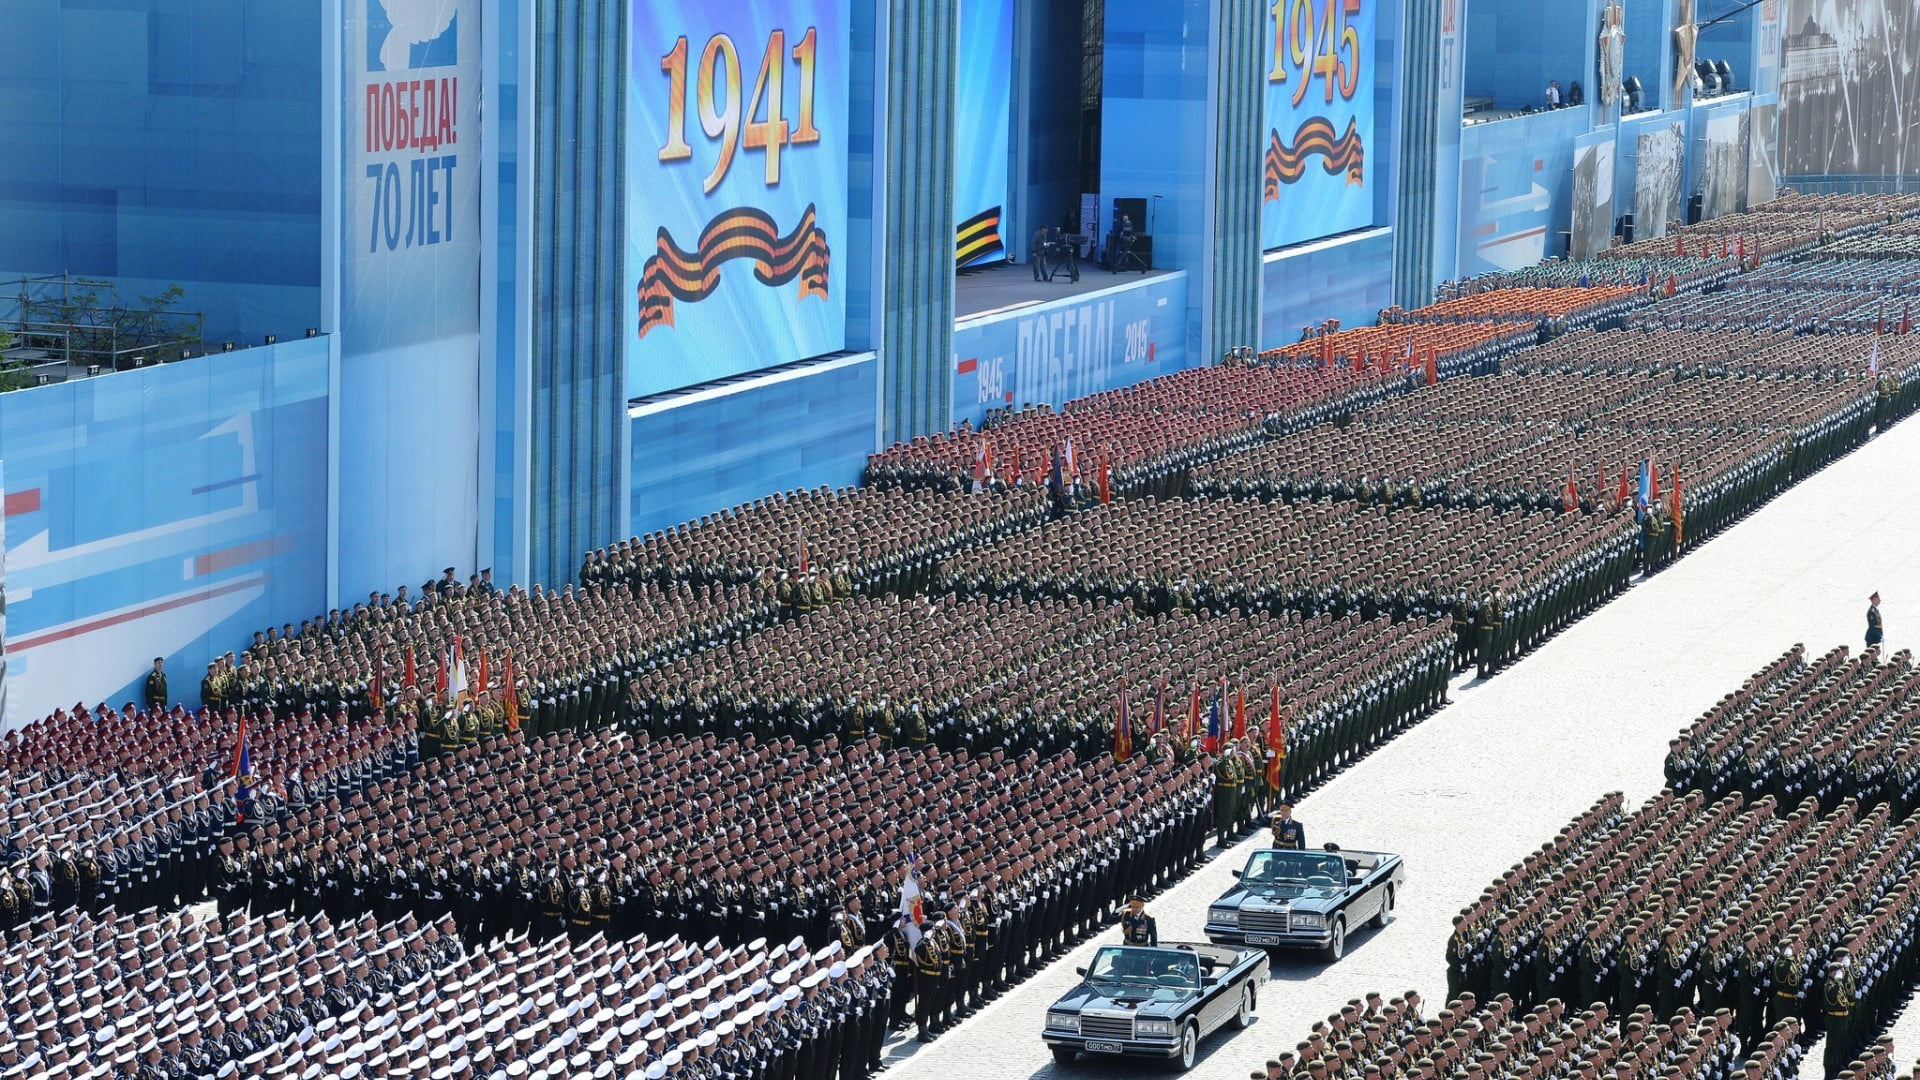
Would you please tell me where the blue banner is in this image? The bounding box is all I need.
[0,341,331,728]
[1262,0,1377,250]
[626,0,851,399]
[954,0,1014,268]
[950,274,1191,428]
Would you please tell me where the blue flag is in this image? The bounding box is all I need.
[1635,459,1652,519]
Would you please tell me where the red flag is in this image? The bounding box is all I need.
[1720,237,1729,257]
[1232,687,1247,740]
[1352,346,1366,372]
[1265,686,1285,792]
[1675,235,1685,257]
[369,663,384,712]
[1320,333,1334,369]
[403,648,416,689]
[1153,683,1166,735]
[1671,470,1685,548]
[1425,348,1439,387]
[1113,684,1133,762]
[476,646,490,699]
[1649,460,1661,503]
[1377,348,1391,375]
[1098,454,1112,505]
[797,526,809,573]
[1665,275,1678,298]
[503,654,521,732]
[1186,686,1201,742]
[1011,446,1023,484]
[1563,467,1579,512]
[1617,464,1630,509]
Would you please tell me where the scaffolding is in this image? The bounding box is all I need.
[0,273,205,389]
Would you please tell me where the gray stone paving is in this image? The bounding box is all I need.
[880,416,1920,1080]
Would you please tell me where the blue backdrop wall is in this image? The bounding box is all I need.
[0,339,331,727]
[1260,231,1396,350]
[950,273,1191,429]
[0,0,324,344]
[628,355,879,538]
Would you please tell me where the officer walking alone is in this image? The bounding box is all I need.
[1868,591,1885,648]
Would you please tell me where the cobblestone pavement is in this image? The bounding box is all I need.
[880,418,1920,1080]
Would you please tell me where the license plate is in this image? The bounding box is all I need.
[1084,1041,1124,1054]
[1246,933,1283,945]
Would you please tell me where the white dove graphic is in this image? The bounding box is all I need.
[377,0,458,71]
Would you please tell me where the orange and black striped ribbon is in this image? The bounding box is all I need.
[955,205,1005,268]
[636,205,832,338]
[1263,117,1366,202]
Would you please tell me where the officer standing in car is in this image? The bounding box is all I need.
[1271,802,1306,849]
[1121,895,1158,946]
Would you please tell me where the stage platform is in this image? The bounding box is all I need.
[954,261,1176,323]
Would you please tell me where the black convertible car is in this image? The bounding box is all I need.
[1204,846,1404,960]
[1041,942,1269,1071]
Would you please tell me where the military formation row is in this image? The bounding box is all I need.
[860,366,1411,499]
[232,579,781,740]
[1254,991,1805,1080]
[0,903,463,1080]
[210,728,1214,971]
[934,497,1637,679]
[2,898,890,1080]
[1447,787,1920,1074]
[1433,255,1741,299]
[1664,644,1920,817]
[624,593,1451,773]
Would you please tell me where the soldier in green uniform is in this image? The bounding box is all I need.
[1824,951,1857,1076]
[200,663,221,714]
[1213,751,1239,846]
[144,658,168,713]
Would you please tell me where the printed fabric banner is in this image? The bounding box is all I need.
[344,0,484,350]
[1262,0,1377,250]
[626,0,851,399]
[954,0,1014,269]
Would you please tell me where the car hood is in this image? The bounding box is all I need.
[1051,982,1194,1019]
[1215,882,1342,910]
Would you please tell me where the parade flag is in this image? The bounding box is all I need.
[1011,447,1024,486]
[796,526,809,573]
[1266,685,1286,792]
[1153,682,1167,735]
[435,652,448,703]
[448,640,468,704]
[1320,332,1334,369]
[1047,445,1064,497]
[971,437,994,489]
[1649,459,1660,504]
[1352,346,1366,373]
[1425,348,1439,387]
[1204,693,1223,754]
[1870,336,1881,375]
[1635,459,1651,518]
[1674,235,1685,257]
[1670,469,1685,549]
[1617,464,1631,510]
[1186,686,1201,742]
[1665,275,1678,298]
[231,715,253,824]
[1562,467,1579,512]
[898,856,925,947]
[1378,347,1392,375]
[503,654,521,732]
[476,646,490,699]
[1232,686,1247,740]
[403,647,416,689]
[1097,454,1112,505]
[1063,438,1078,485]
[1113,684,1133,762]
[369,663,384,712]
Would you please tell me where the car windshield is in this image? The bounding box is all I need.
[1086,947,1199,990]
[1242,849,1348,886]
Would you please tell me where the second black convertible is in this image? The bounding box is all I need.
[1041,942,1269,1070]
[1204,846,1404,960]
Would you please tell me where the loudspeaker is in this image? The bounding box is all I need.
[1133,234,1153,269]
[1112,198,1147,230]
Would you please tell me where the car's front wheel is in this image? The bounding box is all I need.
[1323,917,1346,962]
[1172,1022,1199,1072]
[1233,983,1256,1029]
[1051,1047,1076,1067]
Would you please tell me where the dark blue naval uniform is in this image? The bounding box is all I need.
[1272,820,1306,850]
[1121,910,1158,946]
[1868,603,1884,647]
